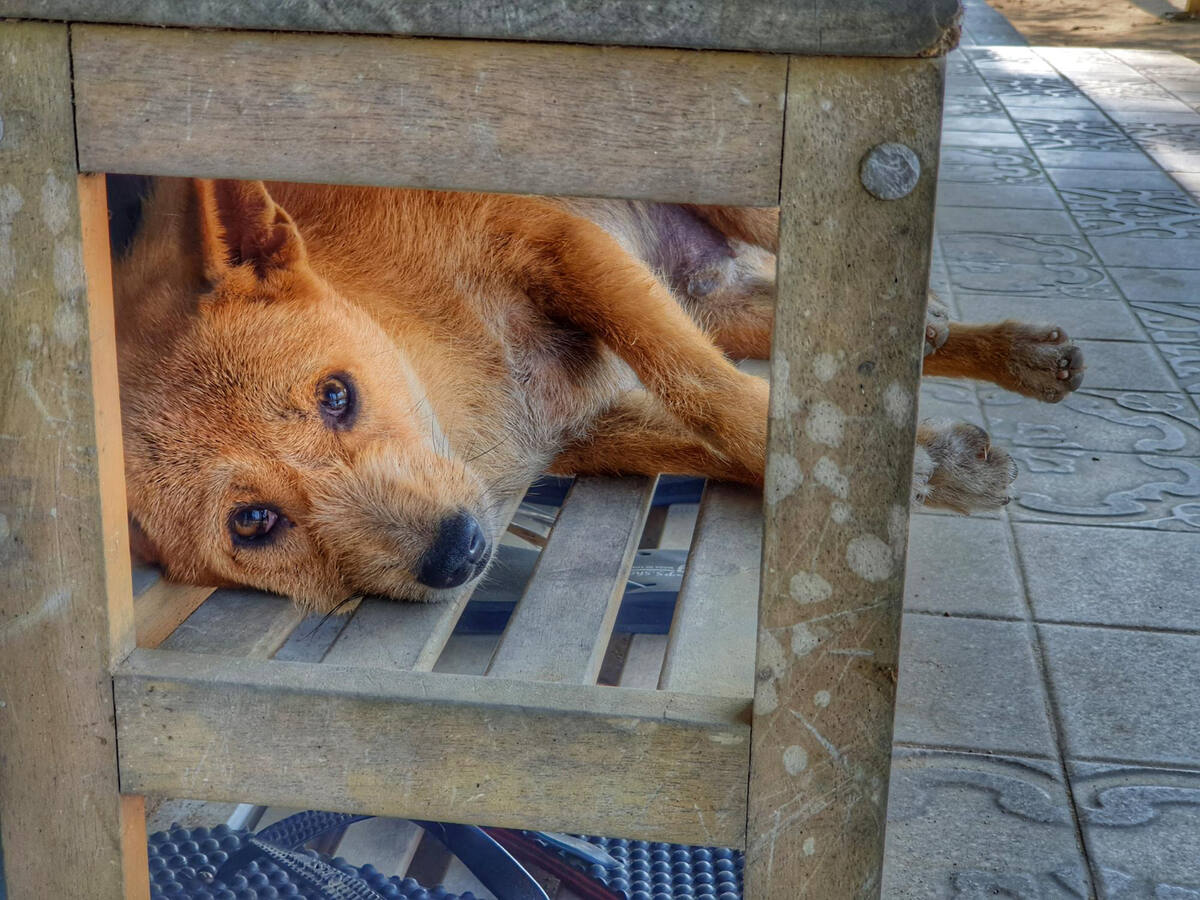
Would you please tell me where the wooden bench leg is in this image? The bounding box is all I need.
[746,57,945,898]
[0,23,147,899]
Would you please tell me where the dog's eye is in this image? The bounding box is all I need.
[230,506,279,545]
[317,373,356,427]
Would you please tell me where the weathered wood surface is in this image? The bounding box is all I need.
[659,483,760,699]
[0,23,146,900]
[115,649,752,846]
[1,0,963,57]
[133,576,216,648]
[745,56,944,899]
[487,477,654,683]
[72,24,787,205]
[157,588,305,659]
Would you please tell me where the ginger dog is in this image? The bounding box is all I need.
[114,178,1082,612]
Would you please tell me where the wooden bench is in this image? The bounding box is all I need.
[0,2,958,896]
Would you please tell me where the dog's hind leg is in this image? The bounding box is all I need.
[506,202,768,480]
[549,391,763,486]
[914,420,1018,513]
[922,320,1085,403]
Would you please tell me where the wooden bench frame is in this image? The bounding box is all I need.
[0,16,946,899]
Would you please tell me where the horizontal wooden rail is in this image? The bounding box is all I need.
[115,648,751,845]
[72,24,787,205]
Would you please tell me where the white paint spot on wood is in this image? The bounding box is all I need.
[831,502,851,524]
[814,690,831,708]
[0,184,25,293]
[789,571,832,606]
[846,534,893,582]
[52,240,85,345]
[813,456,849,499]
[884,382,912,428]
[783,745,808,775]
[0,512,8,541]
[888,504,909,559]
[805,400,844,447]
[803,837,816,856]
[40,172,70,236]
[754,630,787,715]
[770,355,801,416]
[812,353,838,382]
[766,453,803,505]
[791,623,819,658]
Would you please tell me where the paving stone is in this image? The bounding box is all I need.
[918,377,984,425]
[1068,762,1200,898]
[1007,450,1200,532]
[1060,340,1171,391]
[941,130,1029,148]
[904,515,1025,619]
[1157,343,1200,394]
[1109,266,1200,303]
[1058,185,1200,239]
[1172,172,1200,197]
[1014,114,1130,151]
[1045,166,1185,192]
[1132,300,1200,343]
[940,232,1099,266]
[955,295,1141,340]
[1041,625,1200,766]
[895,614,1056,756]
[1028,148,1158,170]
[982,388,1200,456]
[883,749,1088,899]
[1087,237,1200,270]
[946,261,1123,301]
[939,145,1048,185]
[1015,523,1200,631]
[937,181,1064,210]
[935,207,1080,236]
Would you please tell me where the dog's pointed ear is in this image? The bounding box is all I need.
[194,179,307,282]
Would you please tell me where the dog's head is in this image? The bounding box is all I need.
[117,179,496,612]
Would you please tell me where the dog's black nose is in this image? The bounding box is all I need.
[416,513,491,589]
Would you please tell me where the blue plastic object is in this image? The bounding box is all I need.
[541,837,744,900]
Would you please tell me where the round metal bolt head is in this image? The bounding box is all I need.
[860,143,921,200]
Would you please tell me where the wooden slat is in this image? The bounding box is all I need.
[71,24,787,206]
[487,476,655,684]
[157,587,305,659]
[659,483,760,699]
[745,56,943,898]
[115,648,751,846]
[3,0,964,58]
[321,490,527,671]
[134,576,216,649]
[0,22,146,899]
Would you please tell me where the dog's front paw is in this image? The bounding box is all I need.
[1005,323,1085,403]
[914,421,1018,513]
[925,293,951,357]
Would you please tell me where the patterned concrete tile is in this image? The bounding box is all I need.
[883,750,1089,899]
[1007,450,1200,532]
[895,615,1056,756]
[1056,342,1174,391]
[940,232,1099,266]
[939,147,1048,187]
[1015,523,1200,631]
[1133,300,1200,343]
[982,389,1200,456]
[1058,186,1200,239]
[1087,238,1200,271]
[904,516,1025,619]
[941,130,1030,149]
[1014,116,1132,152]
[946,261,1122,301]
[1045,167,1185,192]
[1041,625,1200,766]
[937,181,1065,210]
[1069,762,1200,898]
[918,377,983,426]
[942,115,1019,134]
[1157,344,1200,394]
[944,92,1006,118]
[955,295,1141,341]
[936,207,1080,236]
[1027,148,1158,171]
[1109,267,1200,303]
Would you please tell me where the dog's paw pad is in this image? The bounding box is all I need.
[1008,324,1085,403]
[924,295,951,357]
[916,421,1018,513]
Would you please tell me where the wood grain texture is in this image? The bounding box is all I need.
[156,588,305,659]
[71,24,787,205]
[0,22,146,900]
[115,649,751,846]
[487,477,655,684]
[0,0,963,57]
[133,577,216,649]
[745,56,944,899]
[659,483,760,699]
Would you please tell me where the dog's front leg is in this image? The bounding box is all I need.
[509,203,768,481]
